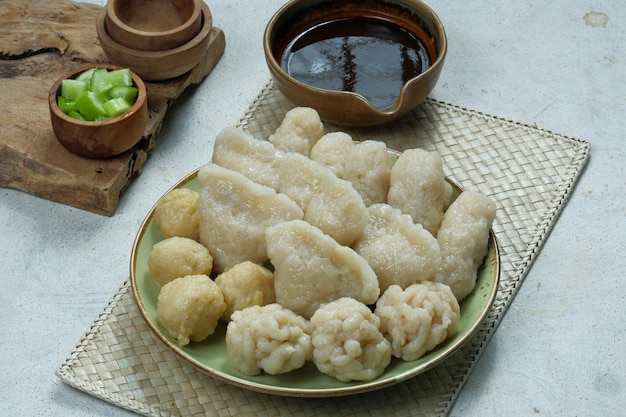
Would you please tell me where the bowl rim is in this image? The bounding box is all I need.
[263,0,448,116]
[48,64,147,127]
[106,0,202,39]
[97,1,213,59]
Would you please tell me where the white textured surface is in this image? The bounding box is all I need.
[1,1,624,417]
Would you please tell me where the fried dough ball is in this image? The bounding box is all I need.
[310,297,392,382]
[225,304,312,376]
[387,149,453,236]
[157,274,226,346]
[212,126,283,191]
[353,204,441,293]
[153,188,200,241]
[310,133,392,206]
[197,163,303,274]
[214,261,275,321]
[268,107,324,156]
[266,220,380,319]
[279,152,368,246]
[375,282,460,361]
[147,237,213,288]
[434,191,496,301]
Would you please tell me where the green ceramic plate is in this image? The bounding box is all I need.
[130,166,500,397]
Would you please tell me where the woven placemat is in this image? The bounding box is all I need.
[56,81,590,417]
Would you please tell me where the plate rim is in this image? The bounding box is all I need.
[130,165,501,398]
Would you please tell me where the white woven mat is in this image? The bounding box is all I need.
[56,81,590,417]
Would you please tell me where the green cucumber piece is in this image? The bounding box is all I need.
[108,86,138,103]
[57,96,76,114]
[90,68,133,97]
[74,67,96,82]
[75,91,107,121]
[108,68,133,87]
[102,97,132,118]
[61,79,87,100]
[89,68,115,96]
[68,110,86,121]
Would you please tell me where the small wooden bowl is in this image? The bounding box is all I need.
[106,0,202,51]
[48,64,148,159]
[96,2,213,81]
[264,0,447,126]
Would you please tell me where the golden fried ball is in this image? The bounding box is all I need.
[154,188,200,241]
[148,237,213,287]
[157,274,226,346]
[214,261,275,321]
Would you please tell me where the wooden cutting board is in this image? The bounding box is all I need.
[0,0,225,215]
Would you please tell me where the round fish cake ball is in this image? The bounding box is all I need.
[214,261,275,321]
[157,274,226,346]
[148,236,213,287]
[310,297,391,382]
[375,282,460,361]
[154,188,200,241]
[226,303,312,375]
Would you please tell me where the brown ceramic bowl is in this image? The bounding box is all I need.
[96,1,212,81]
[264,0,447,126]
[48,64,148,159]
[106,0,202,51]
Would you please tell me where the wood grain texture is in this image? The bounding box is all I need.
[0,0,225,215]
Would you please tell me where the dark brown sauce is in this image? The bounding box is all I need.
[280,17,430,110]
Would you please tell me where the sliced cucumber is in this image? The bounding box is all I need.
[74,67,96,82]
[57,67,138,121]
[90,68,133,97]
[108,86,138,103]
[57,96,77,114]
[103,97,132,118]
[89,68,114,97]
[61,79,87,100]
[68,110,86,121]
[75,91,107,121]
[108,68,133,87]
